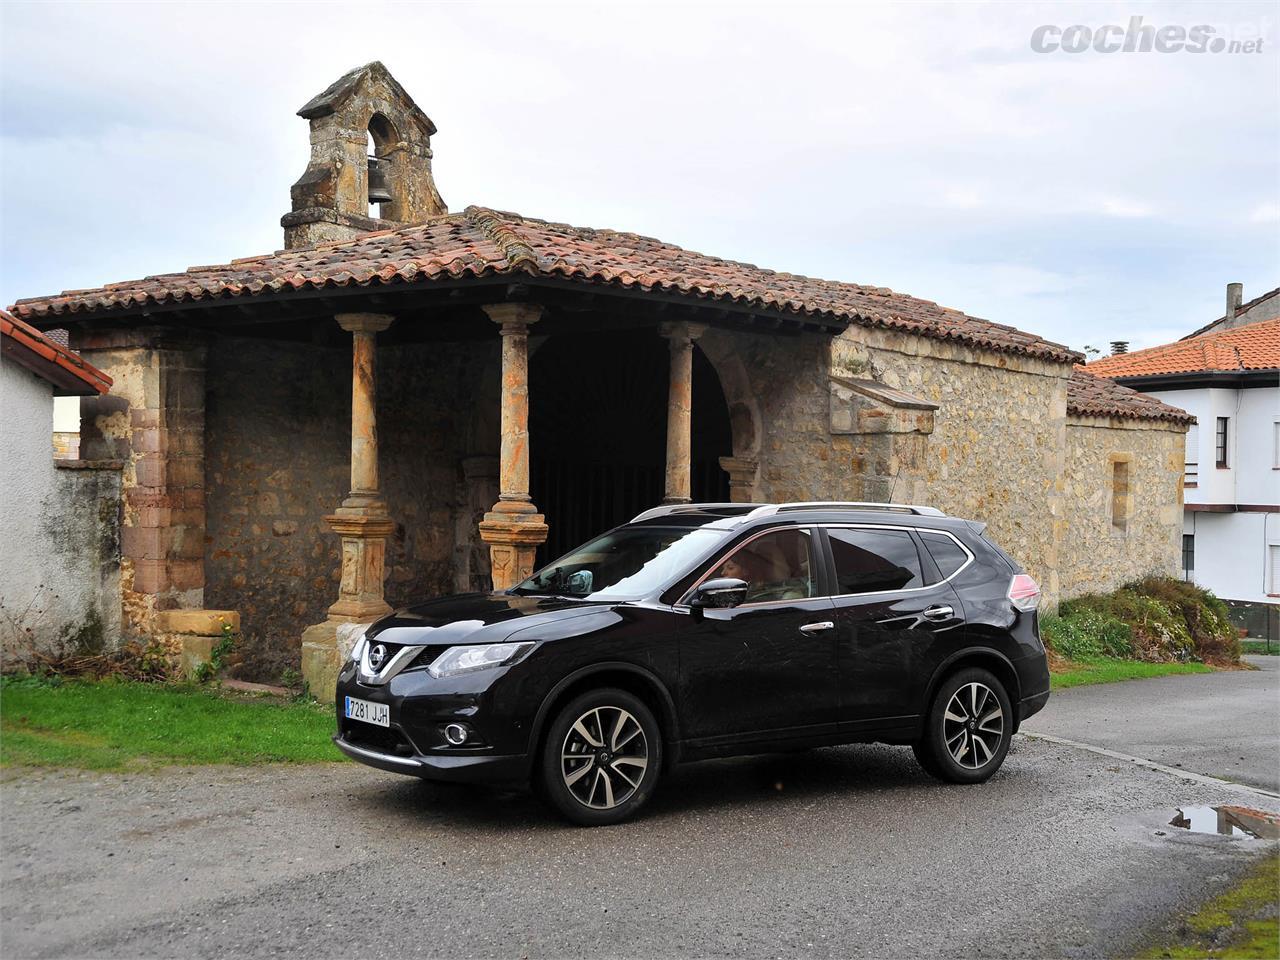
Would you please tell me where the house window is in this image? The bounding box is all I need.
[1273,420,1279,468]
[1182,534,1194,581]
[1215,417,1229,468]
[1111,459,1130,533]
[1184,423,1199,484]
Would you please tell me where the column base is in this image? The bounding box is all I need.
[300,619,371,703]
[479,511,548,591]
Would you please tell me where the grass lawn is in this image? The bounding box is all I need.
[0,677,338,769]
[1241,640,1277,656]
[1142,850,1279,959]
[1050,658,1213,690]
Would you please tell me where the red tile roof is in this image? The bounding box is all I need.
[1067,366,1194,425]
[1,309,111,395]
[1088,317,1280,378]
[9,207,1081,364]
[1068,367,1195,425]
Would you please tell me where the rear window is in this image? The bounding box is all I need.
[920,531,969,580]
[827,528,924,594]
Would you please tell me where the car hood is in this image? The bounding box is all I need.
[365,592,604,646]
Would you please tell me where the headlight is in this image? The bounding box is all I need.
[427,642,536,679]
[348,632,368,665]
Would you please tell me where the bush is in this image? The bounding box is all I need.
[1049,577,1240,665]
[1042,610,1132,660]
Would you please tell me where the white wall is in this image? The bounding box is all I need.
[52,395,79,433]
[1236,387,1280,505]
[1185,510,1279,605]
[1148,385,1279,507]
[0,359,119,651]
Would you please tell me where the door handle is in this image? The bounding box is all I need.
[922,605,954,622]
[799,621,835,634]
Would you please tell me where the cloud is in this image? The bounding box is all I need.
[1,0,1276,353]
[1249,201,1280,223]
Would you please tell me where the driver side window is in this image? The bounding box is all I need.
[713,529,816,603]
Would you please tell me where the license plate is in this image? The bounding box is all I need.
[344,696,390,727]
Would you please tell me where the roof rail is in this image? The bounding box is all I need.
[629,503,764,523]
[743,501,946,520]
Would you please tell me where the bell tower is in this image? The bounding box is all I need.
[281,61,447,249]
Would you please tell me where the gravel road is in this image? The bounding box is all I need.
[3,727,1277,958]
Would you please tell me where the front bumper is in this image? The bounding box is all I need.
[333,734,527,784]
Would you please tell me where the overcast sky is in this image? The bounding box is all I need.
[2,0,1276,352]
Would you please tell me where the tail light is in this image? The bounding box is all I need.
[1008,574,1040,612]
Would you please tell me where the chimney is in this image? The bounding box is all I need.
[1110,341,1129,356]
[1226,282,1243,317]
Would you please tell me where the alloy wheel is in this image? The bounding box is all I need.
[560,705,649,810]
[942,681,1004,769]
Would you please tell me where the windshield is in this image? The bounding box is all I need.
[511,526,722,601]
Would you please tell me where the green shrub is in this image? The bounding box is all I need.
[1042,610,1132,660]
[1052,577,1239,664]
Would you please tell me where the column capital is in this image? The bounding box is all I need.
[658,321,708,345]
[483,303,543,334]
[336,312,395,334]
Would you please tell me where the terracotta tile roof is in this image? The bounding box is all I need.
[1067,366,1194,425]
[0,309,112,395]
[1087,317,1280,378]
[9,207,1080,364]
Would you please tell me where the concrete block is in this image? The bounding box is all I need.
[180,634,215,679]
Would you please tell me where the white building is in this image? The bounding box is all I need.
[0,309,120,654]
[1089,286,1279,641]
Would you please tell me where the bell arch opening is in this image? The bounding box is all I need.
[366,113,398,217]
[529,329,732,563]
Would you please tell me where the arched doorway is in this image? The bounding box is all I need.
[530,329,732,563]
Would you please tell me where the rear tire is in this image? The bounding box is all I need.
[539,688,662,826]
[913,668,1012,784]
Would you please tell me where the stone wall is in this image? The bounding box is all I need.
[0,360,121,656]
[73,329,207,636]
[713,325,1073,608]
[1059,414,1186,597]
[203,336,495,676]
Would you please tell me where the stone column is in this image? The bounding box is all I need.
[301,312,396,699]
[478,304,548,590]
[659,322,707,504]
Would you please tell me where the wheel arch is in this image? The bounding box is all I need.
[527,662,682,778]
[922,648,1023,732]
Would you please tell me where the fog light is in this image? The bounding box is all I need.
[443,723,469,746]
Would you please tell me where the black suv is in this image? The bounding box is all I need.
[334,502,1049,825]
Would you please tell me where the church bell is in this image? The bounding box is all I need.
[367,156,393,205]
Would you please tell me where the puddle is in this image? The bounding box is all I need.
[1169,805,1280,840]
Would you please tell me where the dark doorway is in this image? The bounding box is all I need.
[530,329,732,563]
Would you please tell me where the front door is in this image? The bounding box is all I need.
[822,526,967,735]
[677,527,838,750]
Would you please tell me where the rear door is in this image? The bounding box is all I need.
[822,525,967,736]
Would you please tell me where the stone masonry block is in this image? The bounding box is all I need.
[157,609,239,636]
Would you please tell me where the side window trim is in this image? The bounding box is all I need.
[820,523,975,599]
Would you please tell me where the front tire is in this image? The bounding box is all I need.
[913,668,1012,784]
[539,688,662,826]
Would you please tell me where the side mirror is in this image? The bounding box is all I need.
[689,577,749,610]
